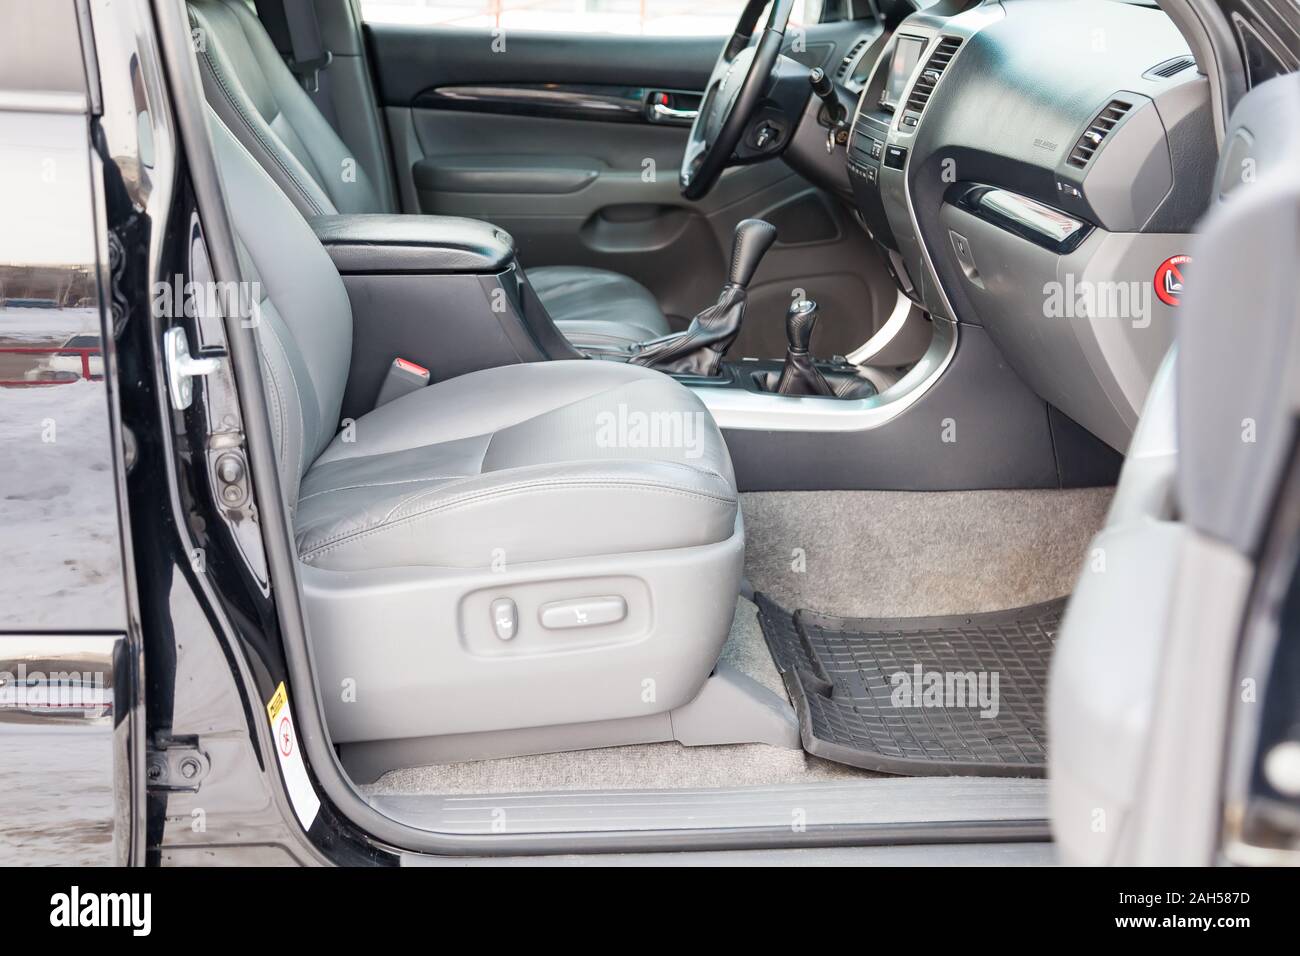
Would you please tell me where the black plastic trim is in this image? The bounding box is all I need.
[309,213,516,274]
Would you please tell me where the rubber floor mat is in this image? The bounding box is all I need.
[755,593,1066,776]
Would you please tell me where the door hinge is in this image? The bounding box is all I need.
[146,738,211,792]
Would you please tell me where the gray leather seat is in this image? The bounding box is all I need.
[295,360,739,573]
[187,0,670,351]
[209,108,743,753]
[525,266,673,349]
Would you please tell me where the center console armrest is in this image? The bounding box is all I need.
[306,213,578,422]
[309,214,515,274]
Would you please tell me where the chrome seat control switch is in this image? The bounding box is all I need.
[538,596,627,630]
[491,598,518,641]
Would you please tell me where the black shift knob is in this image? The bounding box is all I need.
[728,219,778,288]
[786,298,818,352]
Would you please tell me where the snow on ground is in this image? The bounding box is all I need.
[0,306,96,345]
[0,379,127,629]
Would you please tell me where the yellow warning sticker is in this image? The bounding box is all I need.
[265,681,320,830]
[267,681,288,723]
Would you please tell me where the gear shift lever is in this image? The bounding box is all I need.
[775,298,835,396]
[630,219,778,376]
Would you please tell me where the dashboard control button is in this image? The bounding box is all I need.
[869,139,883,159]
[884,145,908,169]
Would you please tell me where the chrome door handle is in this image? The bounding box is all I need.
[650,102,698,123]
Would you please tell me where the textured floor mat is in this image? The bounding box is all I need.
[755,593,1065,776]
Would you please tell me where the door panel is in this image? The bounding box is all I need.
[368,26,721,99]
[368,23,897,357]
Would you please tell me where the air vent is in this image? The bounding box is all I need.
[836,39,869,79]
[1066,99,1132,168]
[903,37,962,115]
[1144,55,1195,79]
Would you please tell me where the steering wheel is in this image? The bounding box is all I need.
[679,0,796,200]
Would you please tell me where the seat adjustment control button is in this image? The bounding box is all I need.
[538,596,627,630]
[490,598,517,641]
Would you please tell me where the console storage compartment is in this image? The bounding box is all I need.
[310,213,579,420]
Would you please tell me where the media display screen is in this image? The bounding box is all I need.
[880,36,926,112]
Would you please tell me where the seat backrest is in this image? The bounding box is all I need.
[188,0,390,217]
[208,110,354,507]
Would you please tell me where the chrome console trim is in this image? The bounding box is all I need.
[692,316,956,432]
[846,287,914,365]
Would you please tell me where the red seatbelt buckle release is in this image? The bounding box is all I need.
[375,357,431,407]
[393,357,430,378]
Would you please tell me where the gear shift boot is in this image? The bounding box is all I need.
[630,219,777,376]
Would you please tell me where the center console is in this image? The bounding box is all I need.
[842,6,1003,320]
[309,213,580,421]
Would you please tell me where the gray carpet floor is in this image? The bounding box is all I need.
[363,488,1112,797]
[742,488,1113,618]
[364,598,865,796]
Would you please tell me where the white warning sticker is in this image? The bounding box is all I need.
[266,681,321,830]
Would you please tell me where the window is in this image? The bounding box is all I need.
[358,0,824,37]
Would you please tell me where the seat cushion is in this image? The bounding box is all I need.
[529,266,671,349]
[295,361,737,571]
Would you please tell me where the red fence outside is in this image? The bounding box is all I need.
[0,346,102,387]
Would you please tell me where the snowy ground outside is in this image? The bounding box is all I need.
[0,721,115,866]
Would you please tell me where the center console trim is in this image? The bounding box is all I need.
[689,315,956,432]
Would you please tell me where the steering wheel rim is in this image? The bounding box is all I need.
[679,0,795,201]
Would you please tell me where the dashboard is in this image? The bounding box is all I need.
[800,0,1215,451]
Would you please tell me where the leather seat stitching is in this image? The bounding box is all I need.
[296,474,459,502]
[259,349,288,464]
[300,480,737,560]
[383,473,737,527]
[198,44,326,217]
[261,321,307,481]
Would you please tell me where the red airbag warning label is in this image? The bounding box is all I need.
[1154,255,1191,307]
